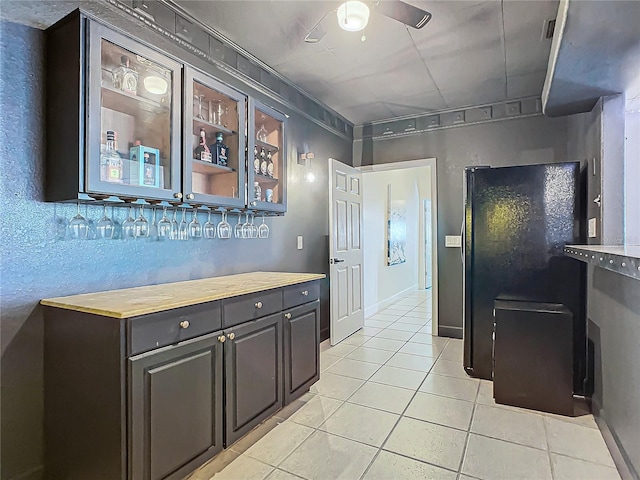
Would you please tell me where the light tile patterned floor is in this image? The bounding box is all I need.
[188,290,620,480]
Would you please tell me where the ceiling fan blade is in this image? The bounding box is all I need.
[304,10,332,43]
[375,1,432,29]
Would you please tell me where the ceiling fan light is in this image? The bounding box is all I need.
[337,1,370,32]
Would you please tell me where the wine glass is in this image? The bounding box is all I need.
[217,211,231,239]
[157,206,172,240]
[69,203,88,239]
[203,210,216,239]
[249,214,259,239]
[234,212,244,239]
[178,208,189,240]
[170,208,179,240]
[189,209,202,239]
[134,205,149,238]
[122,205,136,240]
[149,207,158,240]
[195,94,206,120]
[96,204,115,239]
[258,215,269,239]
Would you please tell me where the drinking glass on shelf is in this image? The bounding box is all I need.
[203,210,216,239]
[134,205,150,238]
[189,209,202,239]
[157,206,172,240]
[258,215,269,239]
[195,94,206,120]
[96,204,115,239]
[217,211,231,239]
[170,208,179,240]
[178,208,189,240]
[234,213,244,239]
[122,206,136,240]
[256,124,268,142]
[69,203,89,240]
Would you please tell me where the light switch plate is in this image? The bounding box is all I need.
[445,235,462,247]
[588,218,597,238]
[297,235,303,249]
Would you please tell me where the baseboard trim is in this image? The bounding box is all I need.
[364,284,419,318]
[593,401,639,480]
[438,325,463,339]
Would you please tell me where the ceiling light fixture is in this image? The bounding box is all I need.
[337,1,370,32]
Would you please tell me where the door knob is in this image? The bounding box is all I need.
[174,192,183,199]
[284,313,292,319]
[227,332,235,340]
[218,335,226,343]
[331,258,345,264]
[302,290,309,296]
[186,193,195,200]
[255,301,263,309]
[179,320,190,329]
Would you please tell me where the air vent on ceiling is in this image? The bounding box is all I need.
[543,18,556,40]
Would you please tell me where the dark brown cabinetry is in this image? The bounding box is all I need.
[43,278,320,480]
[46,10,288,214]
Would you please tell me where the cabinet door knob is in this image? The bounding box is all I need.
[186,193,195,200]
[174,192,183,199]
[255,301,263,309]
[284,313,292,319]
[218,335,226,343]
[179,320,190,329]
[302,290,309,296]
[227,332,235,340]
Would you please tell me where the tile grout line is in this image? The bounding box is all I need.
[542,414,556,480]
[456,378,482,477]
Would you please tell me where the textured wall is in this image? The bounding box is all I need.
[354,115,570,337]
[0,19,351,480]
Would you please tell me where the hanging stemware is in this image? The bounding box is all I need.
[68,203,89,240]
[178,208,189,240]
[189,209,202,239]
[170,208,179,240]
[217,211,231,239]
[234,212,244,239]
[203,210,216,239]
[157,206,172,240]
[96,204,115,239]
[134,205,150,238]
[258,215,269,239]
[122,205,136,240]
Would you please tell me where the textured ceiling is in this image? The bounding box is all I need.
[175,0,560,124]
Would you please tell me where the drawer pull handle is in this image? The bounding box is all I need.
[179,320,190,329]
[302,290,309,296]
[255,301,263,309]
[218,335,226,343]
[227,332,235,340]
[284,313,292,319]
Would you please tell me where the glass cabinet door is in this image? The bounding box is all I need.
[248,99,287,213]
[183,67,246,208]
[86,22,182,201]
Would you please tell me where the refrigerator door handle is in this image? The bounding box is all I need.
[460,219,465,263]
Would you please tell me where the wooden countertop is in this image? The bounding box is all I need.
[41,272,325,319]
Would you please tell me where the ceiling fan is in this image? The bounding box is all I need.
[304,1,432,43]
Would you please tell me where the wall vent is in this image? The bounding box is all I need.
[543,18,556,39]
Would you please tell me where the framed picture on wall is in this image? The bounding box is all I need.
[387,184,407,266]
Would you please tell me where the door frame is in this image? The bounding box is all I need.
[358,158,439,336]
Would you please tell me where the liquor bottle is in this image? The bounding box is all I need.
[260,147,268,176]
[112,55,138,95]
[254,145,260,174]
[100,130,123,183]
[212,132,228,166]
[266,150,274,178]
[254,182,262,203]
[194,128,212,162]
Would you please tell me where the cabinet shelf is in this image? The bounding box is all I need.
[193,117,236,136]
[101,85,169,116]
[192,159,235,176]
[254,173,279,188]
[255,139,279,153]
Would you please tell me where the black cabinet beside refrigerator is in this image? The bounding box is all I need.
[463,162,587,394]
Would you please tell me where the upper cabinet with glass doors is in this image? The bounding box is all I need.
[183,67,246,208]
[248,100,287,214]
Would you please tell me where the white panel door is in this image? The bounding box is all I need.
[329,158,364,345]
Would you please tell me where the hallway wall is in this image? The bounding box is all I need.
[362,167,431,316]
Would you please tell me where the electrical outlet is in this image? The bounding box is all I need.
[297,235,303,249]
[445,235,462,247]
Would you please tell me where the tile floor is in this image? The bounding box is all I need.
[188,290,620,480]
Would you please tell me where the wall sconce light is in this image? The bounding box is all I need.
[299,152,316,183]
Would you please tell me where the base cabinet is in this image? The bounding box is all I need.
[129,333,224,480]
[224,314,283,445]
[284,300,320,404]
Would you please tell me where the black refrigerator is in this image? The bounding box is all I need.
[463,162,587,394]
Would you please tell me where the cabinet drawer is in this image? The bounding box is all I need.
[283,281,320,309]
[223,289,283,327]
[129,301,222,356]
